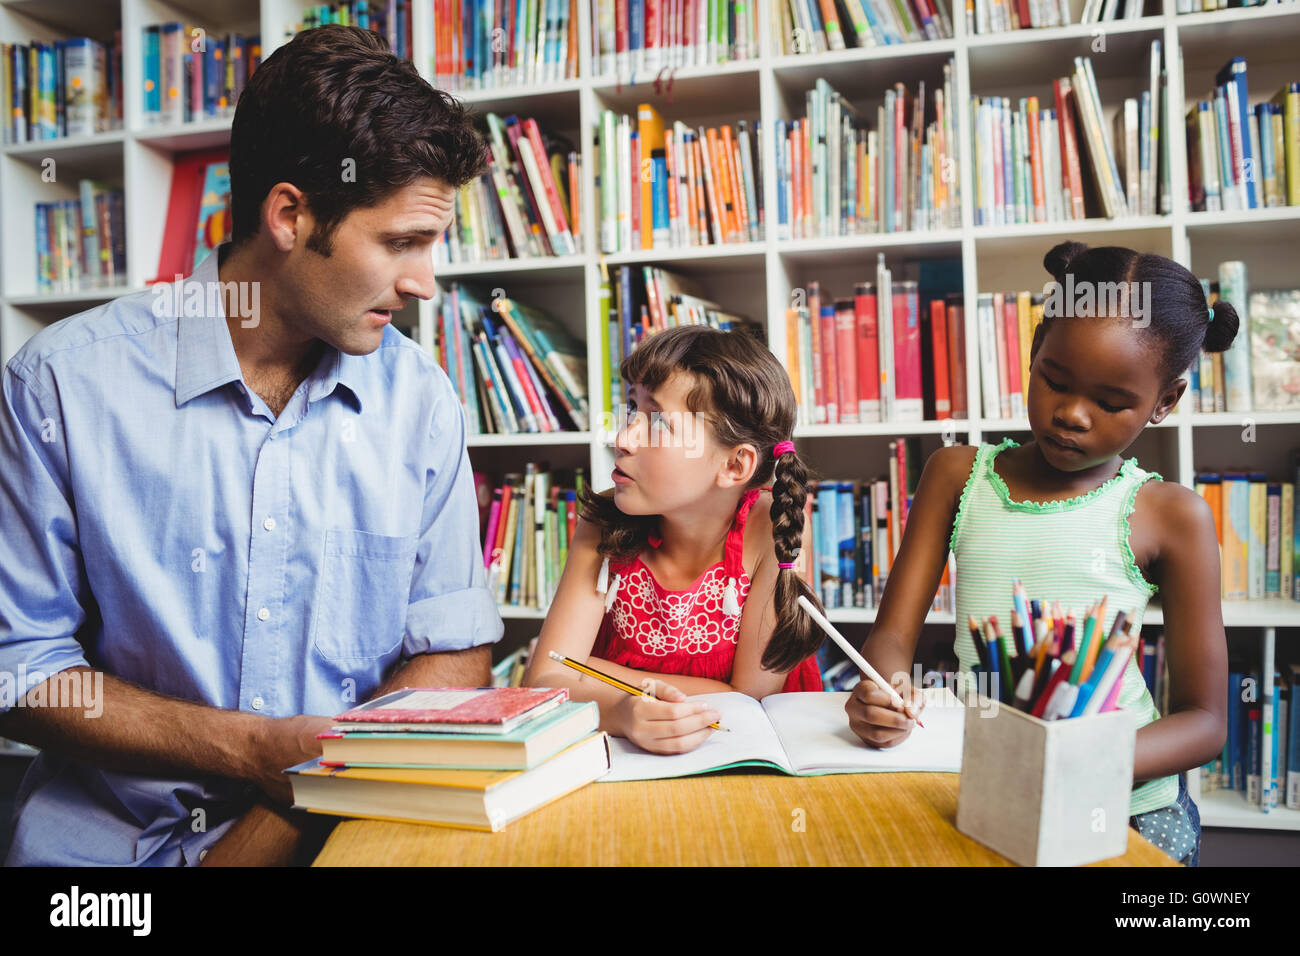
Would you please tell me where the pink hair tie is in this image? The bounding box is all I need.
[772,440,796,458]
[777,562,796,570]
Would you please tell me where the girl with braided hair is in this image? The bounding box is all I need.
[524,325,825,755]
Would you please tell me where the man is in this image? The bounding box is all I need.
[0,26,502,865]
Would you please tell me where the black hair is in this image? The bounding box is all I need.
[1035,241,1241,387]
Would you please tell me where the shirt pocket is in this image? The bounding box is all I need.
[311,529,419,662]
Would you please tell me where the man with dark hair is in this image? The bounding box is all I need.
[0,26,501,865]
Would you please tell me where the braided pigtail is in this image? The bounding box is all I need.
[762,446,826,672]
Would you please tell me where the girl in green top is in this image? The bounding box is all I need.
[846,241,1234,865]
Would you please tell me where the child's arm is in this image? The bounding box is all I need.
[1131,483,1228,781]
[523,517,723,753]
[729,502,814,700]
[847,446,972,747]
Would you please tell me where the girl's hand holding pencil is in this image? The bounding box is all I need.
[846,677,927,749]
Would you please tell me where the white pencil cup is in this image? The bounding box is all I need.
[956,696,1137,867]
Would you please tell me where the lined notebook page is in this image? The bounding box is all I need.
[763,689,965,775]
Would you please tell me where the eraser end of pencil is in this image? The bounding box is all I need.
[547,650,564,662]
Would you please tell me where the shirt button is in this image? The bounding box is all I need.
[251,695,264,711]
[257,607,270,621]
[263,517,276,531]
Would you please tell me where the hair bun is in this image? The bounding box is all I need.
[1043,240,1089,281]
[1203,299,1241,353]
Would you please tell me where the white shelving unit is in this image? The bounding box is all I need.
[1,0,1297,828]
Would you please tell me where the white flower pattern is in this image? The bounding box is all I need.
[611,561,751,657]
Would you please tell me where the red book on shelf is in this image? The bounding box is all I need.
[834,299,859,425]
[1026,97,1046,221]
[331,687,569,734]
[151,147,229,283]
[819,302,840,424]
[645,0,661,64]
[892,285,924,420]
[1016,0,1032,28]
[946,297,967,419]
[1003,293,1022,415]
[566,0,578,78]
[505,117,555,255]
[522,118,574,247]
[929,298,952,420]
[854,283,881,423]
[615,0,629,68]
[1054,78,1086,220]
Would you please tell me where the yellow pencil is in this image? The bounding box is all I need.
[547,651,729,731]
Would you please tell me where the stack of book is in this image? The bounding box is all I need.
[289,2,413,59]
[594,0,760,75]
[1194,262,1300,413]
[970,0,1148,33]
[436,284,589,435]
[437,0,579,89]
[599,264,759,413]
[141,25,261,126]
[975,289,1043,420]
[287,687,610,831]
[1186,60,1298,212]
[971,45,1171,225]
[785,266,968,426]
[1194,462,1299,602]
[481,464,587,610]
[802,437,957,613]
[1198,667,1299,812]
[598,103,763,253]
[774,0,956,50]
[438,112,579,263]
[2,35,124,142]
[35,181,126,293]
[775,66,959,238]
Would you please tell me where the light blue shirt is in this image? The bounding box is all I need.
[0,246,502,865]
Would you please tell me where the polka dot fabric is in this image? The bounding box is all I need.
[1129,774,1201,866]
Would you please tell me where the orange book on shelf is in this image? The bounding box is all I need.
[705,128,735,242]
[786,307,802,402]
[664,128,678,241]
[790,123,803,238]
[696,129,724,244]
[690,134,708,243]
[721,125,748,242]
[802,120,813,239]
[566,0,579,78]
[637,103,665,249]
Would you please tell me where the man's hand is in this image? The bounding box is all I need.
[251,714,335,805]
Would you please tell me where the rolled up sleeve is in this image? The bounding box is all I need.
[0,365,91,713]
[402,374,503,658]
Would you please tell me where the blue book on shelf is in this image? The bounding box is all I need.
[1228,670,1244,790]
[1216,57,1256,208]
[817,483,838,608]
[143,26,161,116]
[628,0,644,69]
[837,482,856,608]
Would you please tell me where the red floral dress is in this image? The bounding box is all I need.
[590,488,823,692]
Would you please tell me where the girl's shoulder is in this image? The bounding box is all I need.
[928,443,982,508]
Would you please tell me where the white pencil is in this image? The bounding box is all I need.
[797,595,923,727]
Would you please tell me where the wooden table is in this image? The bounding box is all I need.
[313,771,1179,866]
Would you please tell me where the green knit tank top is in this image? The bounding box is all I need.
[949,437,1178,816]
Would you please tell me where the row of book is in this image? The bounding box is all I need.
[141,26,261,126]
[784,269,968,427]
[594,0,760,77]
[1199,667,1300,812]
[801,437,958,612]
[434,284,590,435]
[1175,0,1294,10]
[1199,262,1300,413]
[775,65,959,240]
[438,112,580,264]
[599,264,758,413]
[598,104,763,253]
[970,0,1147,33]
[971,46,1172,225]
[34,182,127,294]
[2,37,124,144]
[1196,464,1300,602]
[1186,59,1299,211]
[479,465,587,608]
[291,1,414,59]
[774,0,957,52]
[287,686,610,831]
[435,0,579,90]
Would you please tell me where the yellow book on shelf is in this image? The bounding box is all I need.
[1271,84,1299,206]
[1017,290,1033,396]
[1223,476,1249,601]
[637,103,665,250]
[1248,478,1267,599]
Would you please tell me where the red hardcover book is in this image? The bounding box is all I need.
[1054,78,1086,220]
[992,291,1009,417]
[1027,96,1045,221]
[1003,292,1022,415]
[645,0,661,65]
[892,283,923,421]
[332,687,569,734]
[946,297,967,419]
[834,299,858,425]
[152,147,229,283]
[615,0,628,70]
[505,116,554,255]
[929,298,952,420]
[492,483,515,564]
[854,282,881,423]
[522,118,574,245]
[1016,0,1032,28]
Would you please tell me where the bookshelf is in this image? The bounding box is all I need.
[0,0,1297,829]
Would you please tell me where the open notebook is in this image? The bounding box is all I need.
[602,688,966,783]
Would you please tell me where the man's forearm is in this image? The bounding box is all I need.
[372,644,493,697]
[0,666,273,787]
